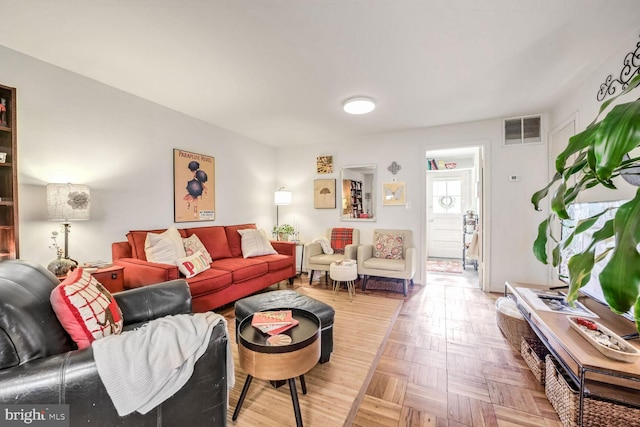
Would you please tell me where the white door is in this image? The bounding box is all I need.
[427,170,471,258]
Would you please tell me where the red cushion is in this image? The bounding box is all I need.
[225,224,257,257]
[184,226,232,260]
[186,268,233,296]
[50,268,123,350]
[258,253,293,272]
[211,257,268,282]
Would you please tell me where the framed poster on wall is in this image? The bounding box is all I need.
[173,149,215,222]
[314,179,336,209]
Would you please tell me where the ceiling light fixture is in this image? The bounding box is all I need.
[343,97,375,115]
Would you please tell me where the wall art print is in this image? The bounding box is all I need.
[314,179,336,209]
[173,149,215,222]
[316,155,333,174]
[382,181,406,206]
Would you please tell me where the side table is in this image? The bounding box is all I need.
[329,261,357,300]
[233,309,320,427]
[90,265,125,293]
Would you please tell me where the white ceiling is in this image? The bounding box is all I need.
[2,1,640,148]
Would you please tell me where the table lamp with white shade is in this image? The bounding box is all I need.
[46,183,90,276]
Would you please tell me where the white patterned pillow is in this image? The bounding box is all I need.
[144,227,186,265]
[183,234,213,264]
[176,251,211,278]
[373,232,404,260]
[238,229,277,258]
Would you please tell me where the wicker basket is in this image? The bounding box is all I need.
[521,337,549,384]
[495,297,536,349]
[545,355,640,427]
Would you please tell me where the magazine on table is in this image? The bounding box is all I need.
[251,310,299,335]
[517,287,599,318]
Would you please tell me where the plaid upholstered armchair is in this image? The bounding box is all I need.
[303,228,359,284]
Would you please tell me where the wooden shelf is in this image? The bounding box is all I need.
[0,83,18,259]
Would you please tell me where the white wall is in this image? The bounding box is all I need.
[276,119,550,291]
[11,34,625,291]
[0,45,278,268]
[549,29,640,203]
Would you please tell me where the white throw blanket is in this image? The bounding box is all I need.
[93,312,234,416]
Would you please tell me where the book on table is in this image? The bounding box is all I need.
[251,310,299,335]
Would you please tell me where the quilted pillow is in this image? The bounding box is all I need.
[176,251,211,278]
[145,226,186,265]
[50,268,123,350]
[373,232,404,260]
[238,229,277,258]
[183,234,213,264]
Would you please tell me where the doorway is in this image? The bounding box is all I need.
[425,146,484,288]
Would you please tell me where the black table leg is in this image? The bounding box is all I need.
[288,377,303,427]
[299,375,307,394]
[232,374,253,421]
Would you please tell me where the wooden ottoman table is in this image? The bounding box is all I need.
[232,309,320,427]
[234,290,335,363]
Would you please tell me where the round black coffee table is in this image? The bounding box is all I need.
[232,308,321,427]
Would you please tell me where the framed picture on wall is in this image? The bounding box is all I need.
[173,149,215,222]
[382,181,406,206]
[314,179,336,209]
[316,156,333,174]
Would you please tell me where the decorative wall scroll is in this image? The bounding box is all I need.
[314,179,336,209]
[173,149,215,222]
[597,34,640,101]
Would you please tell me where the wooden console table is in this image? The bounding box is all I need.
[505,281,640,425]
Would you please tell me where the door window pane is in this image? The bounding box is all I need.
[432,178,462,214]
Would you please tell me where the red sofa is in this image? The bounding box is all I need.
[111,223,296,312]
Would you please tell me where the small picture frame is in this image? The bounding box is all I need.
[382,182,406,206]
[314,179,336,209]
[316,156,333,174]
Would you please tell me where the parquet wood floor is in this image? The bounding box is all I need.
[222,270,562,426]
[349,272,562,427]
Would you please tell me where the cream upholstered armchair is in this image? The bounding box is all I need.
[357,229,417,296]
[303,228,359,284]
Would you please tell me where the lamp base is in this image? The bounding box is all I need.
[48,256,76,277]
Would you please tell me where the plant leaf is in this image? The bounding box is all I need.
[557,125,597,172]
[533,217,551,264]
[599,190,640,314]
[566,250,595,301]
[531,172,561,210]
[593,101,640,181]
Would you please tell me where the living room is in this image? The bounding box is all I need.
[2,1,640,426]
[3,3,639,296]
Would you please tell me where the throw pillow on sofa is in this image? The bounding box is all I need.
[238,229,277,258]
[373,232,404,260]
[182,234,213,264]
[176,251,211,278]
[145,226,186,265]
[50,268,124,350]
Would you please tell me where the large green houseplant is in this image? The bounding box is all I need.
[532,74,640,330]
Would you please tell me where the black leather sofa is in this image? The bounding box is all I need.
[0,260,229,426]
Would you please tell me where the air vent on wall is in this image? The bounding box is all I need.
[503,114,542,146]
